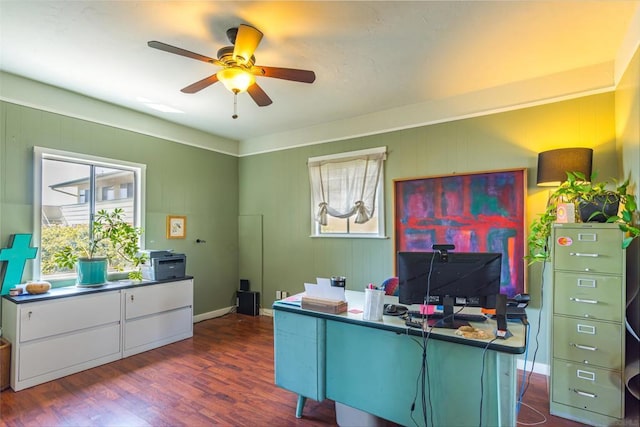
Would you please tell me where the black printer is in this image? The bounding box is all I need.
[140,250,186,281]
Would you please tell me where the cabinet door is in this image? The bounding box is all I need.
[19,323,120,382]
[124,280,193,320]
[273,310,325,401]
[20,292,121,342]
[124,306,192,356]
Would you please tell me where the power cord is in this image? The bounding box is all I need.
[408,252,437,427]
[478,337,499,427]
[516,402,548,426]
[521,261,546,398]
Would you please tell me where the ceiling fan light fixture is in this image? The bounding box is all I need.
[217,67,255,93]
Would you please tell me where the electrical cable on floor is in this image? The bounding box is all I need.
[516,402,548,426]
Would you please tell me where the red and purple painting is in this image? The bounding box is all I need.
[394,169,526,297]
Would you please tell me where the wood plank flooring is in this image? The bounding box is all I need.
[0,313,603,426]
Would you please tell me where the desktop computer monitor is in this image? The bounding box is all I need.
[397,250,502,328]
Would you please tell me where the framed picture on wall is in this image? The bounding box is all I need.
[167,215,186,239]
[394,168,527,297]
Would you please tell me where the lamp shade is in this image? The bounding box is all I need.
[216,67,255,93]
[536,147,593,186]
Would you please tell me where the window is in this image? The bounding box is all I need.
[34,147,146,280]
[308,146,386,238]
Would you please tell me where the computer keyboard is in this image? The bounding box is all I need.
[408,310,487,323]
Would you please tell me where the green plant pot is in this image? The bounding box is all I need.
[578,195,620,223]
[76,257,108,286]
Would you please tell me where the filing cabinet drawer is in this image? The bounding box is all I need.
[553,272,622,321]
[20,292,121,342]
[553,226,623,274]
[553,316,622,369]
[551,360,623,418]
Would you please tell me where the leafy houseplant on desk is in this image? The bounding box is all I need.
[54,208,147,285]
[527,171,640,263]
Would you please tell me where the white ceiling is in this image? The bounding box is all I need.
[1,1,639,154]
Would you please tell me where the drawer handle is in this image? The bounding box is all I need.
[570,297,598,304]
[569,252,599,257]
[571,343,597,351]
[573,389,597,398]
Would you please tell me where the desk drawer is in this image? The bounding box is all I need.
[553,316,622,369]
[553,227,622,274]
[273,310,325,402]
[552,360,622,419]
[553,272,622,321]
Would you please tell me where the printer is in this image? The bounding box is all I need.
[140,250,186,281]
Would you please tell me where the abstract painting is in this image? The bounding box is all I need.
[394,169,526,297]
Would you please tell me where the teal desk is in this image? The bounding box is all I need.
[273,290,526,426]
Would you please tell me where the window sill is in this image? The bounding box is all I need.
[309,234,389,239]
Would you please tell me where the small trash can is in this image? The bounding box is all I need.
[335,402,386,427]
[0,337,10,391]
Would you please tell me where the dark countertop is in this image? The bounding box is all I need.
[2,276,194,304]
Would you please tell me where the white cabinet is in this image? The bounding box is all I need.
[2,292,122,391]
[1,278,194,391]
[123,279,193,357]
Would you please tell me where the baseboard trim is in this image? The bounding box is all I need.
[518,359,549,376]
[193,306,236,323]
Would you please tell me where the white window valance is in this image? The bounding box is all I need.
[308,147,386,226]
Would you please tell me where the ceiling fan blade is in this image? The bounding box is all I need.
[252,66,316,83]
[247,83,273,107]
[233,25,263,65]
[148,41,222,65]
[181,74,219,94]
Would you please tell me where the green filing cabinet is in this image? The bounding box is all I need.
[550,223,626,425]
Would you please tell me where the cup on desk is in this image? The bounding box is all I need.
[363,288,385,321]
[330,276,346,287]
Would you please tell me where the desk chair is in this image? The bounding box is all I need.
[382,277,399,296]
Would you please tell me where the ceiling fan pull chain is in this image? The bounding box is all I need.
[232,90,239,119]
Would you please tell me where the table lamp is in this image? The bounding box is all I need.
[536,147,593,186]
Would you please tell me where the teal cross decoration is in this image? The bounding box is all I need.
[0,234,38,295]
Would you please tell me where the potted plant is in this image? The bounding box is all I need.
[527,171,639,263]
[54,208,147,285]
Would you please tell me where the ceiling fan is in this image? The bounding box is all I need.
[148,24,316,118]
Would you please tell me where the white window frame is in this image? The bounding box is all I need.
[309,146,387,239]
[33,147,146,279]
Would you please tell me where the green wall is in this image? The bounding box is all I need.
[615,46,640,381]
[0,101,239,319]
[239,92,619,368]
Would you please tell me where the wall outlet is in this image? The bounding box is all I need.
[282,291,288,298]
[276,290,282,300]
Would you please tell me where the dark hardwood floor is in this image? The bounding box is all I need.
[0,313,595,426]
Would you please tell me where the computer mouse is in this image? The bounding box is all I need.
[386,304,397,314]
